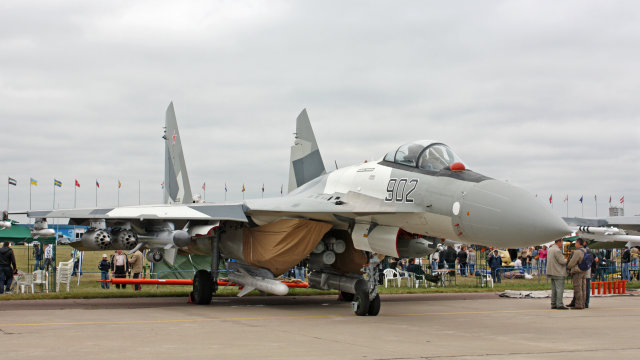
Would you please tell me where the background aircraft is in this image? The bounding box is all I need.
[21,103,569,316]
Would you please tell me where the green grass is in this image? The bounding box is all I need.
[4,245,638,301]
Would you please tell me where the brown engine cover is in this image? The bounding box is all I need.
[242,219,332,276]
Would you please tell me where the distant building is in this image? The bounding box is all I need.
[609,206,625,216]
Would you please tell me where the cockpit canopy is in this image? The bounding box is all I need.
[384,140,465,171]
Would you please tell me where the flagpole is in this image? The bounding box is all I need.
[29,180,32,210]
[52,180,55,209]
[6,178,9,211]
[117,180,120,207]
[74,182,77,208]
[595,195,598,217]
[138,179,141,205]
[95,180,98,207]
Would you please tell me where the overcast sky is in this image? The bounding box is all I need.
[1,1,638,223]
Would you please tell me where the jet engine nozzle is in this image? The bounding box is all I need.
[456,180,570,247]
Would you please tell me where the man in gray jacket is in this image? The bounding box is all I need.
[546,239,568,309]
[567,238,587,310]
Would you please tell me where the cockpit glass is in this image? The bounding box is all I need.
[394,140,430,166]
[417,144,463,171]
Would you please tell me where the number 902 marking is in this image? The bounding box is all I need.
[385,178,418,203]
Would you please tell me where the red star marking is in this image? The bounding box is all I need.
[172,130,177,144]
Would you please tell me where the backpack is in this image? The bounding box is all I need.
[578,249,593,272]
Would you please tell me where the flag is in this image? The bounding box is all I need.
[594,195,597,201]
[564,195,568,202]
[54,179,62,187]
[75,179,80,188]
[30,178,38,186]
[609,195,612,203]
[579,195,583,203]
[225,182,228,192]
[161,181,164,189]
[202,182,206,191]
[118,180,122,189]
[96,180,100,188]
[242,184,245,192]
[549,194,552,204]
[261,184,264,193]
[280,184,283,195]
[620,196,625,204]
[8,177,17,186]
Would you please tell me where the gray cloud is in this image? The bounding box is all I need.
[1,1,638,222]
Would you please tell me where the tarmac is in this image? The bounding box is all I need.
[1,292,639,359]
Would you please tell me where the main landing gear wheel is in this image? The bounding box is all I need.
[367,294,380,316]
[192,269,213,305]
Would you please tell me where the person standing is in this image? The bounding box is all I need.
[43,244,53,271]
[0,242,17,294]
[539,245,548,275]
[430,248,440,274]
[457,246,468,277]
[33,243,43,271]
[129,250,143,291]
[621,246,631,281]
[488,249,503,284]
[112,250,128,289]
[547,239,568,310]
[98,254,111,290]
[567,238,587,310]
[467,247,476,276]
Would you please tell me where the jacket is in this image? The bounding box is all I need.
[98,259,111,272]
[567,248,586,274]
[129,251,144,273]
[488,254,502,269]
[0,246,17,269]
[546,244,567,277]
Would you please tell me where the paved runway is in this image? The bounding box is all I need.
[1,293,639,359]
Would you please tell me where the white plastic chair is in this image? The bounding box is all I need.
[33,270,49,293]
[16,271,34,293]
[397,270,412,287]
[383,268,400,287]
[56,260,74,292]
[482,270,494,288]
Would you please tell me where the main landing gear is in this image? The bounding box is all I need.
[191,230,221,305]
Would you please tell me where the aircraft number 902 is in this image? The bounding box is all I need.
[385,178,418,203]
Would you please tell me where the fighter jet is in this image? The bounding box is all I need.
[22,103,569,316]
[564,217,640,248]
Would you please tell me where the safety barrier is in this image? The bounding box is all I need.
[591,280,627,295]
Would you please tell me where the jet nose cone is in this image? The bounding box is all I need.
[458,180,569,247]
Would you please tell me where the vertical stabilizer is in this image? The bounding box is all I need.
[163,102,193,204]
[288,109,326,193]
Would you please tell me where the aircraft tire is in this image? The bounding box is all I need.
[367,294,380,316]
[353,291,369,316]
[193,270,213,305]
[339,291,355,302]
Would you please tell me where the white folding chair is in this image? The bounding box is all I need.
[16,271,34,293]
[383,268,400,288]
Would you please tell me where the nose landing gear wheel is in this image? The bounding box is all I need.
[352,287,370,316]
[367,294,380,316]
[192,269,213,305]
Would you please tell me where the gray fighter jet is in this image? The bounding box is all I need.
[23,103,569,315]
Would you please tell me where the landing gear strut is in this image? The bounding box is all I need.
[192,228,221,305]
[352,253,381,316]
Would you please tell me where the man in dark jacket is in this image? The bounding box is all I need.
[0,242,17,293]
[457,247,468,276]
[444,246,457,276]
[98,254,111,290]
[488,249,503,284]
